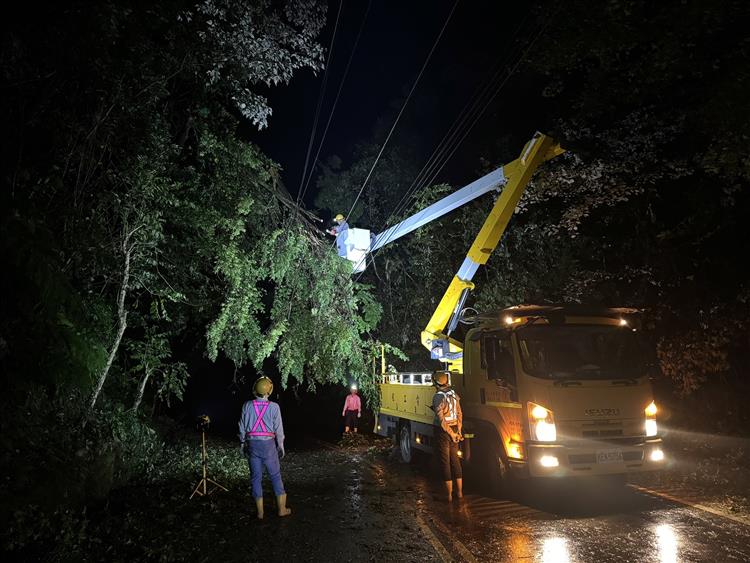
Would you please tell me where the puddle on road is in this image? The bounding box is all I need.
[390,452,735,562]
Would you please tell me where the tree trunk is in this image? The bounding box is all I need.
[132,368,151,413]
[89,232,134,411]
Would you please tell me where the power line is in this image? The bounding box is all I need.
[376,12,536,231]
[358,13,538,267]
[354,5,560,283]
[294,0,344,219]
[378,11,534,231]
[419,14,555,189]
[297,0,372,210]
[342,0,460,226]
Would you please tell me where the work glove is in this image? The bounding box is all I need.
[277,446,285,459]
[357,412,361,418]
[239,443,246,456]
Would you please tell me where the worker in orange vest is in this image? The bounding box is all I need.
[432,370,464,501]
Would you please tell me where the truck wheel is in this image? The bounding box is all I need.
[399,423,412,463]
[476,432,509,498]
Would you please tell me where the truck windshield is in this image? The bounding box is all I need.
[516,324,643,380]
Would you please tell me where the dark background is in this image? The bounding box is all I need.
[186,0,548,436]
[248,0,544,205]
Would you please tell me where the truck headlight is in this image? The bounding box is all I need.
[528,402,556,442]
[645,400,658,437]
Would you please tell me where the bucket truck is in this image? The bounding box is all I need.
[338,132,664,491]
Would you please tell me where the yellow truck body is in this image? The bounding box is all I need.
[376,306,664,482]
[371,134,662,486]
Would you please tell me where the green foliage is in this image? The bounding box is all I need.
[0,216,110,390]
[127,323,189,409]
[207,221,383,403]
[314,137,422,227]
[192,0,326,128]
[657,329,731,396]
[0,389,164,532]
[0,0,386,546]
[1,0,352,406]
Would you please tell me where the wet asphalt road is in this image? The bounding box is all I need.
[73,437,750,562]
[384,452,750,563]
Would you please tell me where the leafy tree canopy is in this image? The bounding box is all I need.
[0,0,383,413]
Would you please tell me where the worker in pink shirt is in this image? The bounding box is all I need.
[342,384,362,433]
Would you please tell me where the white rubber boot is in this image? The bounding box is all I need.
[277,494,292,517]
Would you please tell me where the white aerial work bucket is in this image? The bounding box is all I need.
[336,228,371,273]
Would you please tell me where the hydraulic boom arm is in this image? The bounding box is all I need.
[421,133,564,372]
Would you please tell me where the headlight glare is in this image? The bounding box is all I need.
[539,455,559,467]
[528,402,556,442]
[535,420,557,441]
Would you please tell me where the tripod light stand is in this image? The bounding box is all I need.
[190,417,228,499]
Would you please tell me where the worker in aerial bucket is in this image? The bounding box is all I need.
[341,383,362,434]
[432,370,464,502]
[326,213,349,257]
[239,376,291,519]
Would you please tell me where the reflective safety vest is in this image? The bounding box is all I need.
[437,390,459,423]
[247,400,275,438]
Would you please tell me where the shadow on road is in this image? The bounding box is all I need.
[509,477,673,518]
[406,451,676,519]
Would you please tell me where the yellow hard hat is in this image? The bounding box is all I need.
[433,370,450,387]
[334,214,345,222]
[253,376,273,397]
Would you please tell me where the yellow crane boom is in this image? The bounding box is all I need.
[421,132,565,372]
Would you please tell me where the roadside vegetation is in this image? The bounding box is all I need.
[315,0,750,434]
[1,0,382,554]
[1,0,748,558]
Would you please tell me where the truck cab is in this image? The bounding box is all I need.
[376,304,665,484]
[457,305,664,480]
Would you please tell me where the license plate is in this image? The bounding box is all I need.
[596,449,623,464]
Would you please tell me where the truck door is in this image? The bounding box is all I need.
[481,332,524,457]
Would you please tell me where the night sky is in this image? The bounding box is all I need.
[248,0,541,207]
[189,1,547,435]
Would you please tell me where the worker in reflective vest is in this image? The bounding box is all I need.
[431,370,464,502]
[239,376,291,519]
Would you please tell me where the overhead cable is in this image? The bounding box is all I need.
[297,0,372,210]
[359,13,538,265]
[294,0,344,219]
[342,0,460,226]
[379,12,533,231]
[355,6,560,282]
